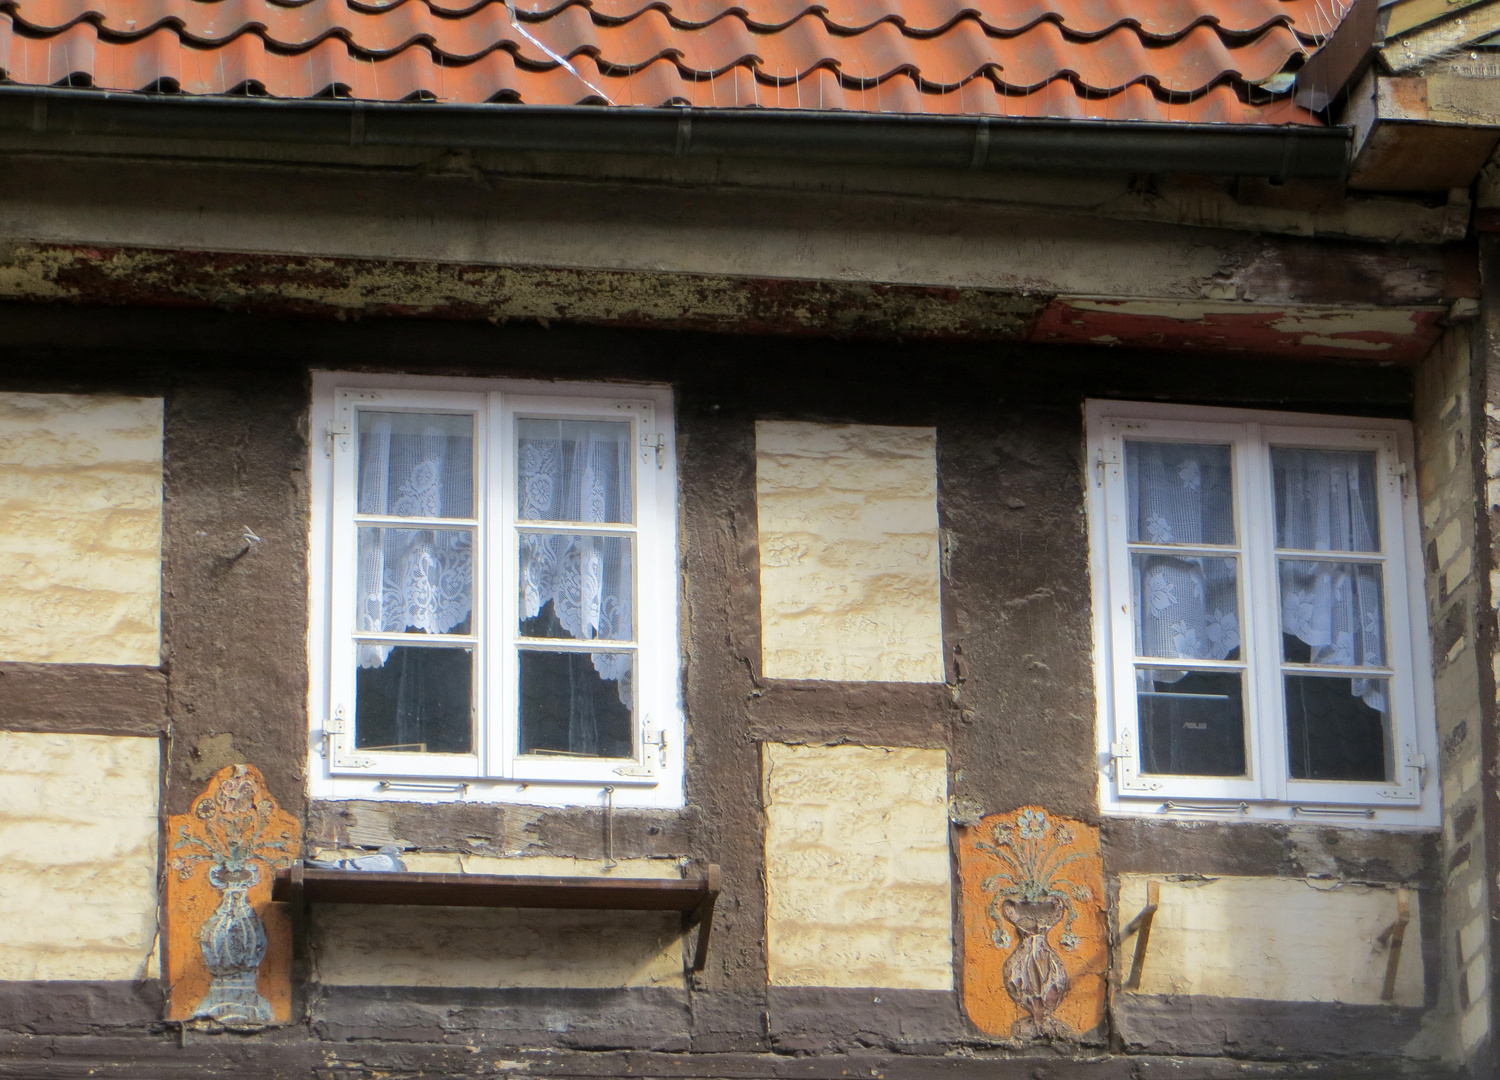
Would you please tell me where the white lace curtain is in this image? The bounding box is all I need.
[517,419,634,704]
[1274,448,1385,710]
[1128,442,1385,710]
[357,414,474,669]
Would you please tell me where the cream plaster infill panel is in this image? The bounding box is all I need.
[1116,874,1421,1007]
[755,421,943,683]
[0,732,161,981]
[763,743,952,989]
[314,906,686,989]
[0,392,163,665]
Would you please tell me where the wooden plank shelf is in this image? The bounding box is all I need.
[272,864,721,970]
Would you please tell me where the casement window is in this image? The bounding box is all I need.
[307,373,681,808]
[1085,401,1438,826]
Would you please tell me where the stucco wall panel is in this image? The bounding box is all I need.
[0,392,162,665]
[1115,874,1421,1007]
[313,906,686,989]
[0,732,160,981]
[763,743,951,989]
[755,422,943,683]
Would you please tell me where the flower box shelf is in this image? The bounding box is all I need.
[272,864,721,970]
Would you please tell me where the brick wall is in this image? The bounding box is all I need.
[1415,323,1492,1056]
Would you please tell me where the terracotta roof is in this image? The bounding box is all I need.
[0,0,1348,121]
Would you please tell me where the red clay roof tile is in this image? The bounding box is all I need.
[0,0,1349,121]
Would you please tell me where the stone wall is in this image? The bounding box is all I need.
[0,732,160,982]
[1416,322,1493,1058]
[0,392,162,666]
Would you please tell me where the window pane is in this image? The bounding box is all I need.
[358,527,473,637]
[1125,441,1234,545]
[355,644,473,754]
[519,533,632,641]
[1137,668,1246,776]
[1132,553,1239,661]
[517,419,633,524]
[518,650,634,759]
[1279,561,1384,666]
[1285,674,1390,781]
[358,411,474,518]
[1272,448,1379,553]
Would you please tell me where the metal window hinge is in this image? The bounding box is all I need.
[1392,461,1409,495]
[644,724,668,768]
[1406,749,1428,790]
[1107,738,1130,780]
[326,420,350,458]
[1096,445,1120,488]
[641,432,666,469]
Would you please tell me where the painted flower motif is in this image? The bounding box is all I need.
[1146,512,1174,543]
[1206,609,1240,655]
[1170,621,1201,658]
[1146,569,1177,614]
[1017,809,1048,839]
[1178,459,1201,493]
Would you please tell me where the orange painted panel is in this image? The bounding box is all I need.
[959,807,1106,1040]
[166,764,299,1025]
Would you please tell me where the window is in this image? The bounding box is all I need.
[1085,401,1438,825]
[307,374,681,808]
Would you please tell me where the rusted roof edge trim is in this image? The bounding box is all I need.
[0,85,1353,179]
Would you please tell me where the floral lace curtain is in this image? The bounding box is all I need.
[357,414,474,668]
[517,419,634,706]
[1274,448,1385,711]
[1127,441,1385,710]
[1127,442,1240,677]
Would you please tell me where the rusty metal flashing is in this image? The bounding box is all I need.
[0,86,1353,180]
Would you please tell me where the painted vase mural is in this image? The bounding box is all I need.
[959,807,1107,1040]
[166,764,299,1024]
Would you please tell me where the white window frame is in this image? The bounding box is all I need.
[307,371,683,809]
[1085,400,1439,828]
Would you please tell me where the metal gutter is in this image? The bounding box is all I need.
[0,85,1353,179]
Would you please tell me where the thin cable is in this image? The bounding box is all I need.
[505,0,614,105]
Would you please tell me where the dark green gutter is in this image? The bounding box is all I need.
[0,85,1353,179]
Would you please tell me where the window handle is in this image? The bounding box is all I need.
[1161,801,1249,814]
[1292,805,1376,819]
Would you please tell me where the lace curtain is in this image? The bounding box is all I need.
[1127,442,1385,711]
[517,419,634,706]
[357,414,474,668]
[1274,448,1385,710]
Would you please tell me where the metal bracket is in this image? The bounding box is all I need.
[684,863,722,972]
[1117,879,1161,992]
[1377,888,1412,1002]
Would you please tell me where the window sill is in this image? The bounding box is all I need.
[1100,798,1439,830]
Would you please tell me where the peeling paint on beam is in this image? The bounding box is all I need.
[1033,297,1448,362]
[0,243,1047,341]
